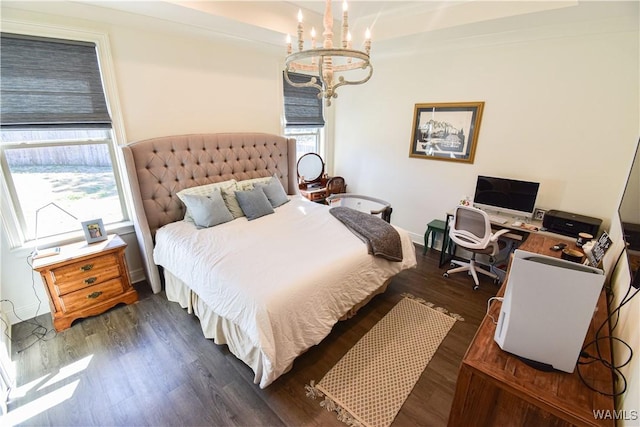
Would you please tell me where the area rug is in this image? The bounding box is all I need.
[306,295,462,427]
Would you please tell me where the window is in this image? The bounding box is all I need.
[0,33,128,248]
[284,127,322,159]
[283,72,325,158]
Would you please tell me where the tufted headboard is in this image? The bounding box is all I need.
[121,133,297,293]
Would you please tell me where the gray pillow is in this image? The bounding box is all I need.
[255,178,289,208]
[180,190,234,228]
[235,187,275,221]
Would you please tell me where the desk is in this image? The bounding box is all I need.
[447,233,614,427]
[438,209,550,268]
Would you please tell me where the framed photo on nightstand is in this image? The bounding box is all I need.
[82,218,108,244]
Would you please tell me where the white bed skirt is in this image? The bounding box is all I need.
[163,269,390,386]
[165,269,272,382]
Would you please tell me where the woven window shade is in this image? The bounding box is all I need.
[0,33,111,128]
[283,72,325,128]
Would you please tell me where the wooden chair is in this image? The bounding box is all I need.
[326,176,346,196]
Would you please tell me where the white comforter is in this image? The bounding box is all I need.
[153,196,417,387]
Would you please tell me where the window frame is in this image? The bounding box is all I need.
[0,21,132,251]
[284,126,324,160]
[1,137,127,243]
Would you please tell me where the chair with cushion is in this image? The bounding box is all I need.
[443,205,510,290]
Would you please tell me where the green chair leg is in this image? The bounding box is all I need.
[423,219,447,254]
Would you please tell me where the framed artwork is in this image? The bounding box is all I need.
[533,208,546,221]
[81,218,108,244]
[409,101,484,163]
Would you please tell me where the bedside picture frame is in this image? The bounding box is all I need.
[533,208,546,221]
[82,218,108,244]
[409,101,484,164]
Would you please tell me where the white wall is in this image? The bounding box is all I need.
[333,28,638,243]
[110,26,284,142]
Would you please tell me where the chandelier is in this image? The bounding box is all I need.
[284,0,373,107]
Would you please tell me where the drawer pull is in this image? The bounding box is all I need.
[80,264,94,271]
[84,277,97,285]
[87,291,103,299]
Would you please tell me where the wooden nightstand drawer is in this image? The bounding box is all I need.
[309,190,327,201]
[32,235,138,331]
[59,278,125,313]
[52,253,121,295]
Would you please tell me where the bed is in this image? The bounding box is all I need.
[122,133,417,387]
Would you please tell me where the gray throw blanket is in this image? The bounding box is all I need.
[330,207,403,262]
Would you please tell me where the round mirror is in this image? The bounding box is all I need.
[297,153,324,183]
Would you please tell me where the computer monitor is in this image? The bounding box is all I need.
[473,175,540,218]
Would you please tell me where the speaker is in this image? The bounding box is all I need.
[542,210,601,238]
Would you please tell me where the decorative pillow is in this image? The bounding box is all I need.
[179,190,234,228]
[254,177,289,208]
[235,187,275,221]
[236,175,274,191]
[221,187,245,219]
[177,179,237,221]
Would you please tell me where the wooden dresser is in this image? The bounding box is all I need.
[448,234,615,427]
[32,234,138,331]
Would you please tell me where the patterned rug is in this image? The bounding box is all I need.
[306,295,462,427]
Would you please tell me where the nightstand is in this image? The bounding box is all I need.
[32,234,138,331]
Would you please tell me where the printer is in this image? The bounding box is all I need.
[542,210,601,238]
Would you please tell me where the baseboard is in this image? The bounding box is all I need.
[409,230,445,252]
[4,267,147,325]
[3,300,49,325]
[128,267,146,284]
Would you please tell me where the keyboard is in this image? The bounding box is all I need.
[489,215,508,224]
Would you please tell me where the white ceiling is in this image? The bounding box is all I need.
[3,1,636,55]
[96,0,580,43]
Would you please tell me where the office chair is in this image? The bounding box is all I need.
[443,205,510,290]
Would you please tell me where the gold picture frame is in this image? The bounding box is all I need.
[409,102,484,164]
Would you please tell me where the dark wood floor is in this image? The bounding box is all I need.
[9,245,499,427]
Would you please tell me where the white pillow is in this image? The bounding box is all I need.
[222,186,245,219]
[236,176,274,191]
[177,179,237,221]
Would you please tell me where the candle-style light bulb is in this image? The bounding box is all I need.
[286,34,292,55]
[297,9,304,52]
[342,0,349,49]
[311,27,317,65]
[365,28,372,55]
